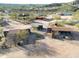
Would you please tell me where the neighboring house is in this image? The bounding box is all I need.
[18,13,29,17]
[57,12,73,20]
[35,16,45,20]
[17,13,29,20]
[32,20,49,28]
[60,16,73,20]
[73,0,79,8]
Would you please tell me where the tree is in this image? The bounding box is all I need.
[0,18,3,25]
[73,10,79,20]
[0,27,6,48]
[9,13,18,20]
[59,3,75,12]
[15,30,29,46]
[52,14,61,20]
[75,24,79,28]
[16,30,29,40]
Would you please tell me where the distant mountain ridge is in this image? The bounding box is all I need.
[0,3,47,9]
[0,0,78,12]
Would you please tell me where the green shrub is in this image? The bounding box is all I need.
[75,24,79,28]
[15,30,29,40]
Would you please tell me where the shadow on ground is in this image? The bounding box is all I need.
[0,48,11,56]
[32,32,45,40]
[23,32,45,45]
[18,42,58,57]
[38,28,47,32]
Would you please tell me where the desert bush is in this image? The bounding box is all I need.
[75,24,79,28]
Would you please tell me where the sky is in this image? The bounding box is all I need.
[0,0,74,4]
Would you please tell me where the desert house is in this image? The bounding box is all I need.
[46,21,79,39]
[57,12,73,20]
[35,16,45,20]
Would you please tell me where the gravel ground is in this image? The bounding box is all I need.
[1,19,79,58]
[0,38,79,58]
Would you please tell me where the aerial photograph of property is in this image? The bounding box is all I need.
[0,0,79,58]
